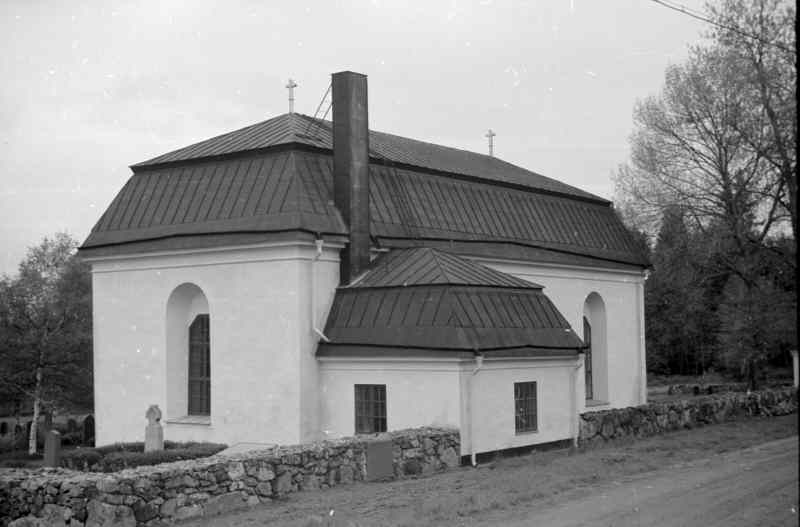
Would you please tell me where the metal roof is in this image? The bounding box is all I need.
[82,150,346,248]
[321,248,585,352]
[320,285,585,352]
[81,149,648,267]
[350,248,541,289]
[133,113,604,202]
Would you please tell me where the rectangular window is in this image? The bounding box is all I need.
[354,384,387,434]
[514,381,537,433]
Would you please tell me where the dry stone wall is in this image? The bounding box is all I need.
[580,386,797,446]
[666,382,748,396]
[0,427,459,527]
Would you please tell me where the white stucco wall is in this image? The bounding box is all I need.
[88,238,645,450]
[318,356,581,456]
[88,241,340,447]
[467,358,579,455]
[317,358,463,439]
[473,258,648,410]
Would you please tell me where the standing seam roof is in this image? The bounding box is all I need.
[133,113,603,202]
[350,247,541,289]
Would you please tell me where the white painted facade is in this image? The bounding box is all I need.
[317,355,579,456]
[87,240,341,447]
[88,239,646,454]
[474,257,648,411]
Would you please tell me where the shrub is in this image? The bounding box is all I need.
[60,442,227,472]
[94,442,145,456]
[61,448,103,471]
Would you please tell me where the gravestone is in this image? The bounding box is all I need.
[145,404,164,452]
[44,429,61,467]
[365,439,394,481]
[83,415,95,446]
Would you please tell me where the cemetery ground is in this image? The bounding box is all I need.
[183,414,798,527]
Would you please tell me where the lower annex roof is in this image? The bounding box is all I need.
[318,248,587,355]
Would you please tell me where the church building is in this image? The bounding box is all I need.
[80,71,649,458]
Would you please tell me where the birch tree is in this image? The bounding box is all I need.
[0,233,92,454]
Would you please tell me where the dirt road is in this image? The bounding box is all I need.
[182,417,798,527]
[493,437,798,527]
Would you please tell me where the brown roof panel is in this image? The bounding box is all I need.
[351,247,541,289]
[82,142,647,268]
[322,251,586,353]
[81,150,347,249]
[133,113,602,202]
[321,285,585,352]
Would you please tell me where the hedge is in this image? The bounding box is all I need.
[61,441,227,472]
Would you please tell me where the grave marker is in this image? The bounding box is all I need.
[44,430,61,467]
[145,404,164,452]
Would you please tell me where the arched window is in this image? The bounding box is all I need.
[166,283,210,418]
[188,314,211,416]
[583,316,593,399]
[583,292,607,402]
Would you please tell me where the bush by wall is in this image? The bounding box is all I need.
[0,427,459,527]
[60,442,227,472]
[580,386,797,447]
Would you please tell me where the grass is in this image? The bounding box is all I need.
[183,412,798,527]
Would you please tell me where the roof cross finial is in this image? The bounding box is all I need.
[485,129,496,157]
[286,78,298,114]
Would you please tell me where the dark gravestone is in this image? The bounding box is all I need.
[83,415,95,446]
[365,440,394,481]
[44,430,61,467]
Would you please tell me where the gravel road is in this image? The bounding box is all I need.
[495,436,798,527]
[181,422,798,527]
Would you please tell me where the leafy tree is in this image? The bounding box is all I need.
[0,233,92,454]
[717,236,797,387]
[645,207,710,375]
[614,0,796,381]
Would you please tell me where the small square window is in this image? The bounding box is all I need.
[514,381,538,433]
[355,384,387,434]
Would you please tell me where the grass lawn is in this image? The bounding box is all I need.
[183,413,798,527]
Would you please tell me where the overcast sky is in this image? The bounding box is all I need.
[0,0,708,275]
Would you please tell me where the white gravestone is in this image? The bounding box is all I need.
[144,404,164,452]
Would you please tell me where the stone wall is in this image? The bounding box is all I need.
[666,382,748,396]
[0,427,459,527]
[580,387,797,447]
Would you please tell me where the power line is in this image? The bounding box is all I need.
[303,83,332,140]
[649,0,795,55]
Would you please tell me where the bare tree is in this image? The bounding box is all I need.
[615,0,795,255]
[708,0,796,240]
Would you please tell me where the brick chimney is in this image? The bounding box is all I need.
[332,71,370,285]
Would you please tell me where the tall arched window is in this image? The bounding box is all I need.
[188,314,210,415]
[583,292,607,402]
[583,316,593,399]
[166,283,210,418]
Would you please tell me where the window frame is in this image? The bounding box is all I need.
[188,314,211,416]
[514,381,538,434]
[354,384,387,434]
[583,316,593,400]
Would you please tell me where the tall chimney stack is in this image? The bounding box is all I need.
[332,71,370,284]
